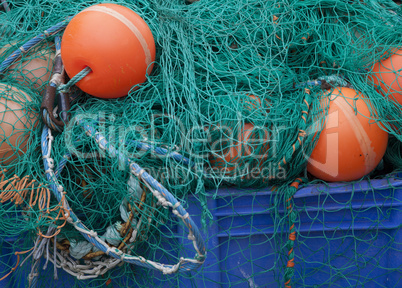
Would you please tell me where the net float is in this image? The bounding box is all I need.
[371,49,402,106]
[209,122,269,177]
[307,87,388,182]
[61,3,156,99]
[0,83,37,165]
[1,42,55,92]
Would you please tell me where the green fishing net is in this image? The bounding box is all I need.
[0,0,401,287]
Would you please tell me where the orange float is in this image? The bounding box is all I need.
[0,84,37,165]
[371,49,402,105]
[61,3,156,99]
[243,95,263,110]
[241,94,271,116]
[10,49,55,92]
[1,43,54,92]
[209,123,269,177]
[307,87,388,182]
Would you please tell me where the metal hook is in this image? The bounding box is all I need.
[41,39,71,131]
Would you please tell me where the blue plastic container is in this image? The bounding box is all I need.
[1,174,401,287]
[151,173,402,287]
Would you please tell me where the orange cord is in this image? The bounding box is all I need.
[0,247,34,282]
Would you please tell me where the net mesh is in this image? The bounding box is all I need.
[0,0,401,287]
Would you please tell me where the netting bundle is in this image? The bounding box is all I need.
[0,0,401,287]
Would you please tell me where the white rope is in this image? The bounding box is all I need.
[41,126,205,278]
[50,73,64,86]
[46,250,121,279]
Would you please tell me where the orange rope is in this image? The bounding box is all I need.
[284,179,303,288]
[37,227,61,239]
[0,247,34,282]
[46,187,51,213]
[30,183,40,207]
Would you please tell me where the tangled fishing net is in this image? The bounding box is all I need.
[0,0,401,287]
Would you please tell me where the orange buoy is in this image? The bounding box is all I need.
[242,94,270,112]
[307,87,388,182]
[1,43,54,92]
[10,49,55,92]
[61,3,156,99]
[209,123,269,177]
[0,84,37,165]
[243,95,263,110]
[371,49,402,105]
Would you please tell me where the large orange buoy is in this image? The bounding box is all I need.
[0,84,37,165]
[61,3,156,99]
[209,123,269,177]
[371,49,402,105]
[307,87,388,182]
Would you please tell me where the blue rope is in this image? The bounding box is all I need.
[41,126,206,273]
[28,261,39,288]
[62,123,197,171]
[82,122,206,255]
[54,36,61,51]
[42,109,63,133]
[295,75,350,89]
[0,17,72,73]
[295,80,322,89]
[67,121,214,180]
[126,140,195,168]
[54,153,71,177]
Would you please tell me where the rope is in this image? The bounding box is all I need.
[295,75,350,89]
[0,151,72,282]
[58,67,91,93]
[0,17,72,73]
[126,139,195,168]
[40,125,206,278]
[42,109,63,133]
[284,178,304,288]
[277,89,312,171]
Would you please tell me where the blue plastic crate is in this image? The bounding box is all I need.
[0,174,401,287]
[151,174,402,287]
